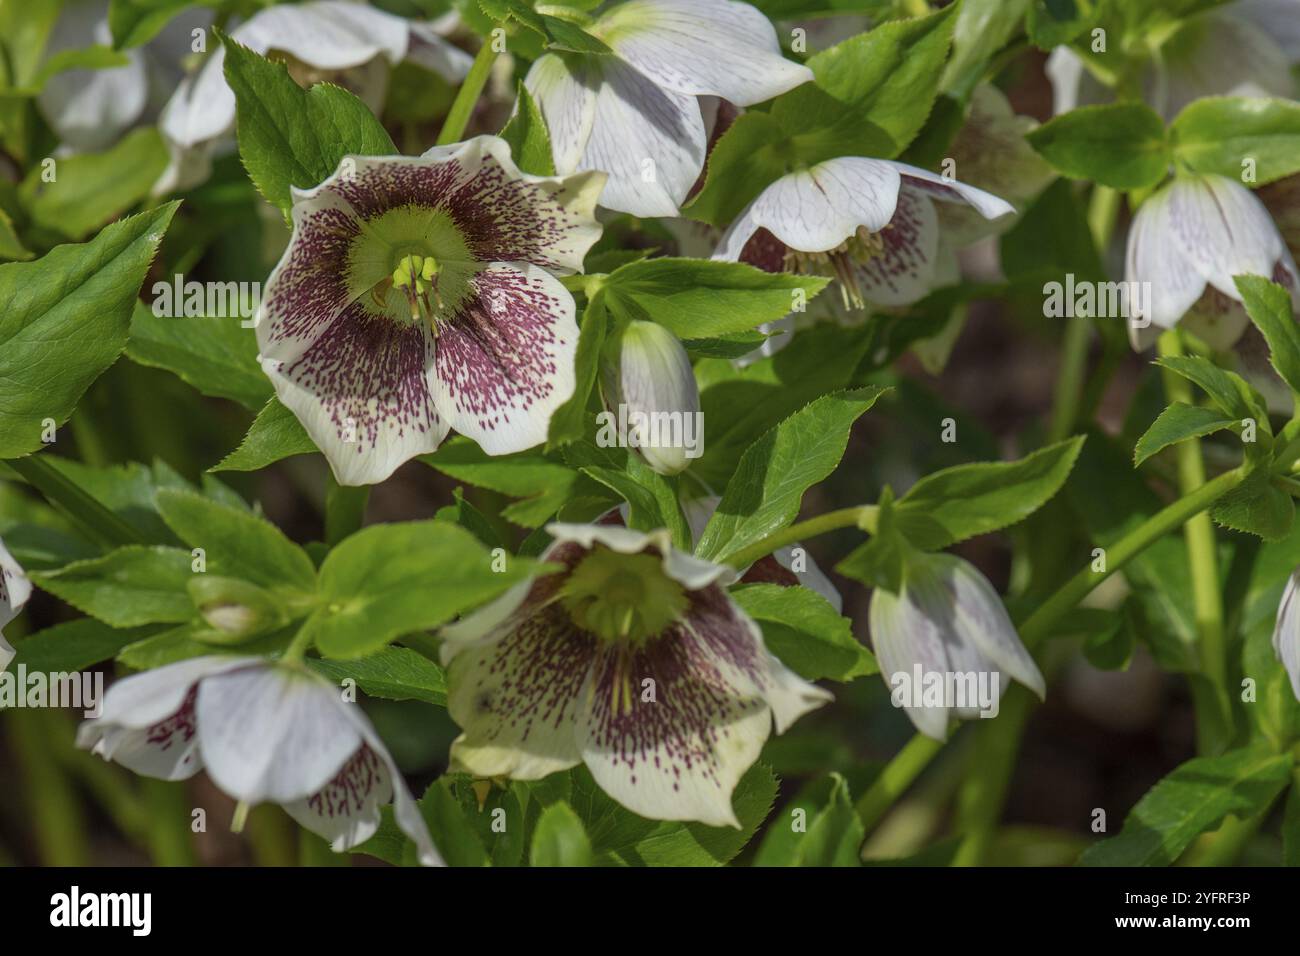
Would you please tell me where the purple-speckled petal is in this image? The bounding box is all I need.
[849,186,941,307]
[576,585,829,828]
[431,261,577,455]
[446,586,594,780]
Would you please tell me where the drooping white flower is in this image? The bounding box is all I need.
[255,135,604,485]
[77,656,442,864]
[1046,2,1297,121]
[869,552,1044,741]
[712,157,1013,310]
[157,0,473,192]
[1274,570,1300,700]
[0,537,32,674]
[1125,173,1299,350]
[441,523,830,827]
[37,0,210,154]
[525,0,813,217]
[599,320,700,476]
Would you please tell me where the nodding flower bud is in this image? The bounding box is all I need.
[599,320,702,476]
[187,576,286,645]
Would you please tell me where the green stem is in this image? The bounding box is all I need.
[853,466,1246,843]
[280,620,317,665]
[1047,314,1091,443]
[6,453,143,547]
[435,40,498,146]
[723,506,875,570]
[1158,331,1232,754]
[325,477,369,546]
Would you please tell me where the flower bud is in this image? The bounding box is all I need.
[187,576,286,645]
[600,320,701,476]
[869,552,1044,740]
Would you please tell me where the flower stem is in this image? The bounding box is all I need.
[1158,331,1233,753]
[854,465,1247,843]
[324,476,369,546]
[435,39,498,146]
[5,453,144,548]
[722,506,876,570]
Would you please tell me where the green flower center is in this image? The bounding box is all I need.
[559,546,689,645]
[345,205,476,331]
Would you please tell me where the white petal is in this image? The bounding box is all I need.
[578,57,706,218]
[1044,47,1109,116]
[524,53,599,176]
[445,602,591,780]
[941,555,1045,699]
[431,261,577,455]
[1238,0,1300,61]
[887,161,1016,222]
[596,0,812,105]
[0,536,32,633]
[1273,570,1300,701]
[545,522,734,589]
[1125,185,1208,332]
[232,0,410,72]
[405,21,474,83]
[869,586,952,740]
[158,48,232,149]
[771,547,843,613]
[1165,174,1287,299]
[850,186,941,307]
[714,157,900,260]
[197,664,365,803]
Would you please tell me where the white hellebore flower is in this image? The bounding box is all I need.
[599,320,701,476]
[526,0,813,217]
[255,135,604,485]
[78,656,442,864]
[713,158,1014,310]
[0,537,32,673]
[1273,570,1300,700]
[37,0,210,154]
[1125,173,1299,351]
[441,523,831,827]
[870,553,1045,741]
[157,0,473,191]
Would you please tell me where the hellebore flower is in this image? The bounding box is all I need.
[869,553,1044,741]
[1046,2,1296,122]
[1273,570,1300,700]
[1125,173,1299,350]
[525,0,813,217]
[255,135,605,485]
[0,537,31,674]
[78,656,442,864]
[441,523,830,827]
[713,159,1012,310]
[37,0,210,154]
[598,320,701,476]
[157,0,473,192]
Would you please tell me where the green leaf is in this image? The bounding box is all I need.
[154,488,317,593]
[418,779,489,867]
[211,399,318,473]
[943,0,1033,91]
[546,292,608,450]
[731,584,876,682]
[1026,0,1098,48]
[30,546,195,627]
[500,83,555,176]
[109,0,209,48]
[479,0,611,53]
[562,439,690,550]
[127,302,272,411]
[1078,746,1294,866]
[1134,403,1239,467]
[892,436,1085,550]
[18,46,132,93]
[530,803,593,866]
[423,438,595,528]
[1000,178,1104,283]
[10,618,154,674]
[19,128,169,239]
[1171,97,1300,185]
[836,487,907,593]
[1235,275,1300,396]
[308,647,447,706]
[1211,467,1295,542]
[696,387,887,565]
[602,258,828,339]
[1027,103,1170,190]
[1155,354,1270,425]
[221,35,397,213]
[117,621,292,670]
[308,522,543,659]
[753,774,863,866]
[683,112,791,228]
[0,202,178,459]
